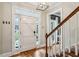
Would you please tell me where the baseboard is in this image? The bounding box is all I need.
[0,51,21,57]
[0,52,12,57]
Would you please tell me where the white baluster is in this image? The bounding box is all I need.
[50,36,53,57]
[75,45,78,55]
[68,20,71,53]
[61,25,63,57]
[61,26,63,56]
[56,30,58,57]
[58,28,61,56]
[51,35,54,57]
[75,13,78,56]
[54,32,56,57]
[48,37,51,57]
[62,25,65,57]
[58,37,61,55]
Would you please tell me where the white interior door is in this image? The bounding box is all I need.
[20,15,36,51]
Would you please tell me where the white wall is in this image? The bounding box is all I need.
[0,3,12,54]
[0,2,47,56]
[0,3,41,56]
[0,3,2,54]
[47,2,79,49]
[0,6,1,53]
[40,11,47,46]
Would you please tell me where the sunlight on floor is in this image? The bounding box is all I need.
[34,49,45,57]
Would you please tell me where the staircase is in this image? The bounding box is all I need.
[65,44,79,57]
[45,6,79,57]
[53,43,79,57]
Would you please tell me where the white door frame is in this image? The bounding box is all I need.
[12,5,41,55]
[47,8,63,49]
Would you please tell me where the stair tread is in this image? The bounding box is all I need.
[65,48,78,57]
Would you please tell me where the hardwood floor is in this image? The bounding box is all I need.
[11,48,46,57]
[11,44,60,57]
[11,43,79,57]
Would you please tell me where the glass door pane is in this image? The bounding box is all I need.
[15,16,20,49]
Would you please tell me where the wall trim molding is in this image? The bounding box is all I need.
[0,52,12,57]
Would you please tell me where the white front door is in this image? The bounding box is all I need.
[20,15,36,51]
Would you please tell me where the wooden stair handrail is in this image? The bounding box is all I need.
[47,6,79,38]
[45,6,79,57]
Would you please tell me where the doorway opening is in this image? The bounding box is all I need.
[50,13,61,44]
[47,8,63,56]
[14,15,40,51]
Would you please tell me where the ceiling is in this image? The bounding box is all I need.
[28,2,61,11]
[16,2,62,11]
[28,2,58,6]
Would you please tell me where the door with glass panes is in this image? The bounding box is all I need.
[20,15,38,51]
[50,15,61,45]
[14,15,40,53]
[50,20,57,44]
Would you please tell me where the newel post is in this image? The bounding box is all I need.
[45,33,48,57]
